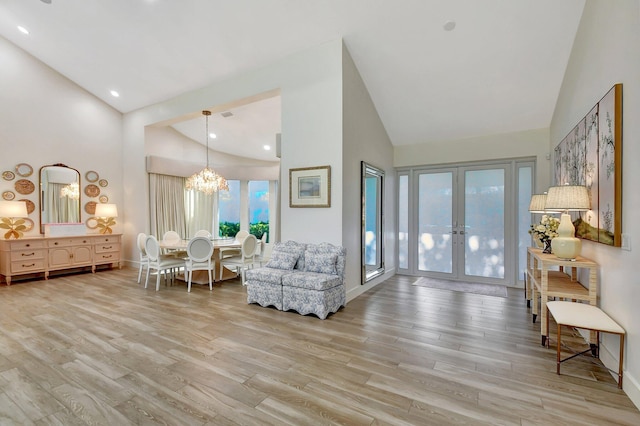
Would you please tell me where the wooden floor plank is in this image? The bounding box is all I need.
[0,268,639,425]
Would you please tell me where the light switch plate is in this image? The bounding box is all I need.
[621,234,631,251]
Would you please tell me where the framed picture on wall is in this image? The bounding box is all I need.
[553,83,622,247]
[289,165,331,208]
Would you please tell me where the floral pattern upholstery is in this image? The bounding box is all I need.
[245,241,346,319]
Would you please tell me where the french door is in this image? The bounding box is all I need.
[398,160,533,286]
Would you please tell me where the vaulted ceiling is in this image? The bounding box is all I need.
[0,0,585,161]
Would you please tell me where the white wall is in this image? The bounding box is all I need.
[341,43,396,300]
[123,40,345,263]
[0,36,123,238]
[394,128,552,192]
[145,126,280,180]
[551,0,640,406]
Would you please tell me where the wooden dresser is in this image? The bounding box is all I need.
[0,234,121,285]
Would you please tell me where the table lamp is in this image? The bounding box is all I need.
[94,203,118,234]
[545,185,590,260]
[528,193,548,213]
[0,200,29,239]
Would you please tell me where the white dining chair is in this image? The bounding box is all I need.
[218,229,248,261]
[144,235,186,291]
[185,237,215,292]
[162,230,187,258]
[220,234,257,284]
[254,233,269,266]
[235,230,249,242]
[194,229,212,238]
[136,232,148,284]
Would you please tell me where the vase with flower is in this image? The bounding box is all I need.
[529,214,560,254]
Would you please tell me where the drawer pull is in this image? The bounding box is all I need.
[102,246,112,250]
[54,242,58,245]
[22,252,35,257]
[22,263,35,268]
[103,255,113,259]
[26,243,31,247]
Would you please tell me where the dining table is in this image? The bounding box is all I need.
[159,237,248,283]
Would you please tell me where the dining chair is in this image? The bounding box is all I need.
[144,235,186,291]
[136,232,148,284]
[185,237,215,292]
[235,230,249,242]
[194,229,212,238]
[218,229,248,261]
[254,232,269,266]
[220,234,257,284]
[162,230,187,258]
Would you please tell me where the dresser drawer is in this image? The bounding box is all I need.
[7,240,46,250]
[93,235,121,245]
[11,259,46,273]
[10,249,46,262]
[94,242,120,253]
[47,238,92,248]
[94,252,120,263]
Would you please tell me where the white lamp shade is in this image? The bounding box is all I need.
[545,185,590,211]
[94,203,118,218]
[528,194,548,213]
[0,200,29,218]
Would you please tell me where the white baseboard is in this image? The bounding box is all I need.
[346,268,396,303]
[600,341,640,410]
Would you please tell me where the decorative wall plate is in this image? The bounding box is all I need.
[86,217,98,229]
[19,199,35,215]
[15,179,35,195]
[84,184,100,197]
[85,170,99,182]
[22,218,34,232]
[85,201,97,215]
[99,195,108,203]
[2,171,15,181]
[98,179,108,187]
[15,163,33,177]
[2,191,15,201]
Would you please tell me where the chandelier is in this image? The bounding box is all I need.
[186,110,229,194]
[60,182,80,200]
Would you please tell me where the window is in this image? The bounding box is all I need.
[218,180,240,237]
[249,180,269,241]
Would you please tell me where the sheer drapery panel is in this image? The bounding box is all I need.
[185,189,214,239]
[149,173,188,240]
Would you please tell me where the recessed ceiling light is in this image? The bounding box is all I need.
[263,145,271,151]
[41,0,52,4]
[443,20,456,31]
[17,26,29,35]
[109,90,120,97]
[209,132,217,139]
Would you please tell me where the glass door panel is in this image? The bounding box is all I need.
[417,171,454,275]
[461,168,505,280]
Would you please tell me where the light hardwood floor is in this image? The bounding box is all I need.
[1,268,639,425]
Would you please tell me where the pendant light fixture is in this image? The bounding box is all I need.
[186,110,229,194]
[60,181,80,200]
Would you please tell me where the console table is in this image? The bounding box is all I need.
[0,234,121,285]
[526,247,598,346]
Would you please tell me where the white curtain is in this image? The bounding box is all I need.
[149,173,187,240]
[185,189,214,239]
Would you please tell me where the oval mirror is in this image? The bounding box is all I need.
[39,164,81,233]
